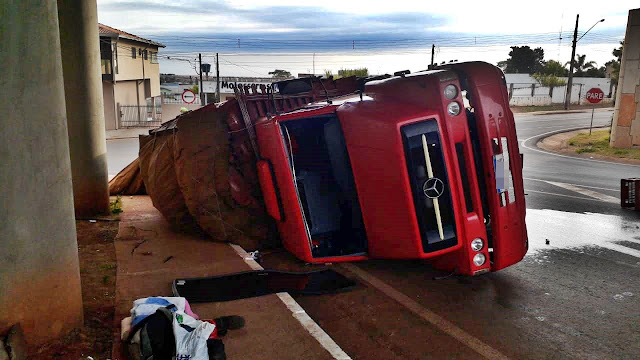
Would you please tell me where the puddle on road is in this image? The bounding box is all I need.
[525,209,640,256]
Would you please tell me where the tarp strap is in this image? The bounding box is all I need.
[234,88,260,159]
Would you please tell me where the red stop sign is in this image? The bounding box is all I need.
[586,88,604,104]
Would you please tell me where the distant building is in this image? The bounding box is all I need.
[99,24,165,129]
[202,76,276,102]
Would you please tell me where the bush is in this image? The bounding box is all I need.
[110,196,123,214]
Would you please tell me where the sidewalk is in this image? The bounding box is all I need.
[106,128,152,140]
[112,196,348,360]
[510,102,614,114]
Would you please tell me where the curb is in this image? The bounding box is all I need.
[522,126,640,167]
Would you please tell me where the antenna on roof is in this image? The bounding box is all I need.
[314,76,332,104]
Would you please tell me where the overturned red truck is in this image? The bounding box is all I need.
[254,62,527,275]
[115,61,527,276]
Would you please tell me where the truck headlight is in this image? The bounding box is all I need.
[447,102,461,116]
[471,238,484,251]
[473,253,486,266]
[444,84,458,99]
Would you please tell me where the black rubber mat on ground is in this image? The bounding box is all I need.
[173,269,356,303]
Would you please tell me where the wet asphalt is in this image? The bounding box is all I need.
[106,109,640,359]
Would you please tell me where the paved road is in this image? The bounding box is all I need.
[107,110,640,359]
[106,138,139,179]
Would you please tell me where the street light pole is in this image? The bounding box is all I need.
[564,17,605,110]
[564,14,579,110]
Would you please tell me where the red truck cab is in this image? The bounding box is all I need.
[255,62,527,275]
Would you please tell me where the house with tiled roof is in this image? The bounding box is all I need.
[99,24,165,130]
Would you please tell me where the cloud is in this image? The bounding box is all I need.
[97,0,626,54]
[98,0,448,36]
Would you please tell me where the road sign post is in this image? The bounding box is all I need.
[182,89,196,104]
[585,88,604,135]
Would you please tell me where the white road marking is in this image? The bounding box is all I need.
[598,242,640,259]
[340,263,511,360]
[516,113,612,123]
[523,125,606,131]
[525,189,607,202]
[617,238,640,246]
[523,177,618,192]
[545,181,620,203]
[520,127,640,168]
[229,244,352,360]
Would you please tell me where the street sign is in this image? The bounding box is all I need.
[586,88,604,135]
[586,88,604,104]
[182,89,196,104]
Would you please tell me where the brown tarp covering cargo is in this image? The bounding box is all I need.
[108,158,146,195]
[123,77,359,250]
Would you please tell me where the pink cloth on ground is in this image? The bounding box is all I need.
[184,299,198,319]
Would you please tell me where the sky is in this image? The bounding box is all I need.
[96,0,637,77]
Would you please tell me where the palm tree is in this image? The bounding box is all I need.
[566,54,596,77]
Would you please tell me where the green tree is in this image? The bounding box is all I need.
[583,66,606,78]
[190,84,199,94]
[269,69,292,78]
[324,68,368,79]
[539,60,568,77]
[337,68,369,77]
[532,73,566,87]
[567,54,595,77]
[607,41,624,86]
[499,46,545,74]
[613,41,624,62]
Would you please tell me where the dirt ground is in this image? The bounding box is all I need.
[30,219,118,360]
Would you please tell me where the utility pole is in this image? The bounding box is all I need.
[199,53,204,105]
[216,53,220,102]
[564,14,579,110]
[431,44,435,67]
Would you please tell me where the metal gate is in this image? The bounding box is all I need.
[119,105,162,127]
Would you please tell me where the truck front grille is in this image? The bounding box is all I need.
[401,120,457,253]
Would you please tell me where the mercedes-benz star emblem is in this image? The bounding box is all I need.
[423,177,444,199]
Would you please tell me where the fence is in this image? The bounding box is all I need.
[506,80,615,107]
[162,93,202,105]
[119,105,162,128]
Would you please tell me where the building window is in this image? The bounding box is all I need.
[150,52,158,64]
[100,39,112,75]
[113,44,118,74]
[131,47,136,59]
[143,49,148,60]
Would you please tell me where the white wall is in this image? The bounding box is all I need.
[505,74,614,106]
[162,103,203,122]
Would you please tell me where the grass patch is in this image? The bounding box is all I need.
[110,195,123,214]
[567,130,640,160]
[513,105,563,113]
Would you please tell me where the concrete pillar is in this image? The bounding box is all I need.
[0,0,83,345]
[611,8,640,148]
[58,0,110,216]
